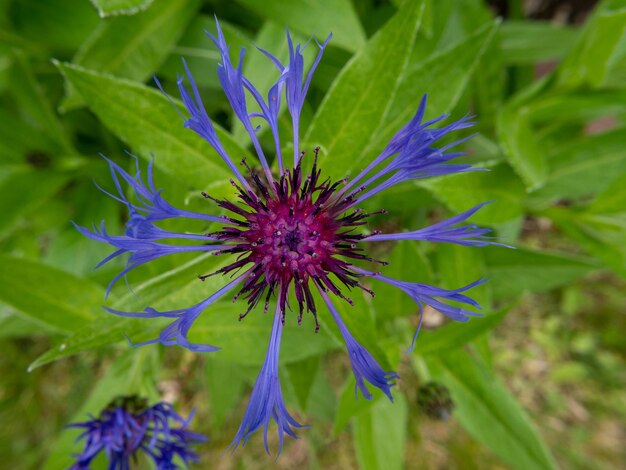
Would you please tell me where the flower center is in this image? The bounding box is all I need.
[245,198,338,283]
[204,151,382,328]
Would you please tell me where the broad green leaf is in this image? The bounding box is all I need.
[0,308,58,338]
[55,62,247,188]
[62,0,200,110]
[0,108,61,164]
[234,0,366,52]
[353,394,408,470]
[473,24,505,129]
[0,167,69,237]
[305,0,425,180]
[0,255,101,333]
[354,21,498,182]
[91,0,154,17]
[11,0,99,51]
[43,348,159,470]
[10,52,73,153]
[556,3,626,88]
[500,21,578,65]
[484,247,598,300]
[206,356,247,429]
[497,82,549,190]
[426,350,557,470]
[529,89,626,124]
[545,207,626,279]
[589,172,626,213]
[419,163,526,224]
[409,0,493,59]
[303,364,336,419]
[530,128,626,205]
[499,86,626,193]
[28,252,223,369]
[285,356,321,410]
[604,22,626,87]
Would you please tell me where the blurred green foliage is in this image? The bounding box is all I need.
[0,0,625,468]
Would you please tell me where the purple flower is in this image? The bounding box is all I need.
[67,396,206,469]
[78,18,506,455]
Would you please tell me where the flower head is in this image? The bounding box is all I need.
[78,18,505,455]
[67,395,206,469]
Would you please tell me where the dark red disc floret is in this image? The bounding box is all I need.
[201,148,385,330]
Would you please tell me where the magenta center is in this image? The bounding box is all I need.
[244,195,338,285]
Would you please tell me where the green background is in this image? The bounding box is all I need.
[0,0,625,468]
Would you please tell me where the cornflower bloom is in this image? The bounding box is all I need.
[78,19,504,455]
[67,395,206,469]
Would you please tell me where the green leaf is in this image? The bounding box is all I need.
[234,0,366,52]
[589,171,626,213]
[303,364,337,419]
[484,246,598,300]
[0,167,69,238]
[55,61,247,188]
[426,350,557,470]
[62,0,200,110]
[497,81,549,190]
[0,309,58,338]
[285,356,321,410]
[556,3,626,88]
[529,89,626,125]
[500,21,578,65]
[353,394,408,470]
[0,255,102,333]
[28,252,223,369]
[322,20,497,183]
[419,163,526,224]
[44,348,159,470]
[206,356,247,429]
[10,0,99,51]
[499,85,626,194]
[91,0,154,17]
[530,128,626,205]
[545,207,626,279]
[10,52,74,153]
[304,0,425,181]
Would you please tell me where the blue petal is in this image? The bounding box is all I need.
[363,202,511,247]
[107,273,246,352]
[230,304,304,456]
[320,290,398,401]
